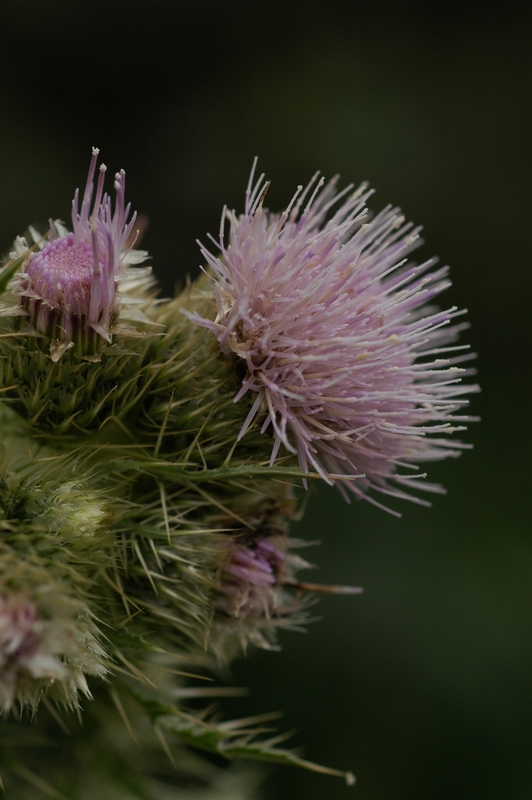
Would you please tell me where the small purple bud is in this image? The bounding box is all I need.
[215,538,287,620]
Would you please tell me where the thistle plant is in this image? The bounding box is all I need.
[0,150,477,798]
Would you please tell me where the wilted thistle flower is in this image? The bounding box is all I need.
[215,535,304,624]
[0,594,67,711]
[191,162,478,512]
[0,457,114,714]
[216,538,287,618]
[14,147,148,358]
[213,535,308,653]
[0,585,107,713]
[214,532,361,653]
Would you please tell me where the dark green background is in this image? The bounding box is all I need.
[1,2,530,797]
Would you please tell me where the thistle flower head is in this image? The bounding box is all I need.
[16,147,148,354]
[214,532,314,653]
[191,162,478,511]
[216,537,287,619]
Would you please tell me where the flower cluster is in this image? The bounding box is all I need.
[190,162,477,511]
[0,150,477,797]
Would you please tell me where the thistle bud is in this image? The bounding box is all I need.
[13,147,151,359]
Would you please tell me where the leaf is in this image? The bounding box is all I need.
[139,695,355,786]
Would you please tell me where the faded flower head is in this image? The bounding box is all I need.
[15,147,149,355]
[0,583,108,713]
[0,585,109,712]
[191,162,478,511]
[0,594,67,711]
[214,534,313,652]
[216,537,288,620]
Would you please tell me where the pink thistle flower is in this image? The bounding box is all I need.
[214,535,315,652]
[16,147,148,356]
[190,162,478,513]
[215,537,287,621]
[214,534,362,651]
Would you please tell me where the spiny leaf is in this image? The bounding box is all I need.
[139,695,355,785]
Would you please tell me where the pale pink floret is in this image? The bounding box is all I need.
[191,162,478,513]
[19,148,143,346]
